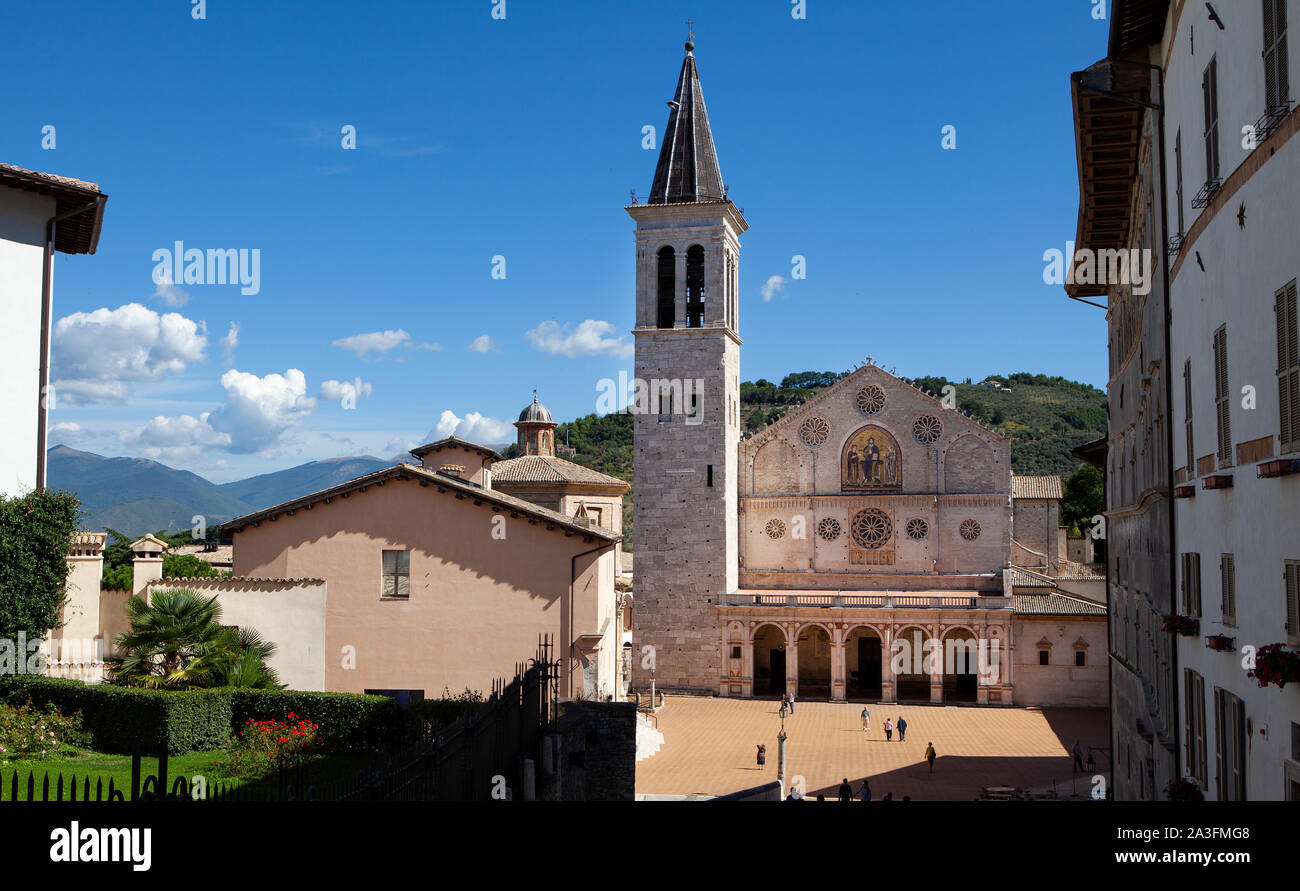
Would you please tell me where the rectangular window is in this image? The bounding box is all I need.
[1214,687,1247,800]
[1184,670,1208,787]
[706,464,713,487]
[1185,359,1196,473]
[1075,650,1086,667]
[1203,57,1220,183]
[1220,554,1236,625]
[1038,650,1050,666]
[1214,325,1232,466]
[1182,553,1202,617]
[382,549,410,599]
[1264,0,1291,112]
[1286,560,1300,647]
[1277,281,1300,452]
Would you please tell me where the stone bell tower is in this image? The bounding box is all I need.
[628,39,746,693]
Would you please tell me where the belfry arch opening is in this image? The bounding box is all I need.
[844,626,883,700]
[752,624,786,696]
[796,624,831,698]
[686,244,705,327]
[657,246,675,328]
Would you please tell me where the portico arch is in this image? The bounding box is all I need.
[844,625,883,700]
[796,623,831,698]
[942,627,979,702]
[752,624,786,696]
[893,625,933,701]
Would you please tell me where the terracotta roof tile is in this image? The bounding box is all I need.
[1012,592,1106,616]
[492,455,629,489]
[1012,475,1063,499]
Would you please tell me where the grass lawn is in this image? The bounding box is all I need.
[0,749,368,801]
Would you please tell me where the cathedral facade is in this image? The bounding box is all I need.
[630,42,1104,705]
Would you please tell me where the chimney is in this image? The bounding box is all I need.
[438,464,466,479]
[129,534,165,598]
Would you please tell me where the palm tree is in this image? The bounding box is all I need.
[108,588,282,689]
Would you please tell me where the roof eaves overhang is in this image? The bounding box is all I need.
[0,165,108,255]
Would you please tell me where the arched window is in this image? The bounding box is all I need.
[686,244,706,327]
[657,247,675,328]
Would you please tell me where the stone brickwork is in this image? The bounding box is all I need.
[629,199,744,693]
[539,700,636,801]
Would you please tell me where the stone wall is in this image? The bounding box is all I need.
[538,700,636,801]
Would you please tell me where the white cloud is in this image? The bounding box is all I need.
[319,377,373,405]
[220,322,240,366]
[48,422,93,443]
[125,413,232,456]
[761,275,787,302]
[207,368,317,454]
[331,329,410,358]
[431,410,511,445]
[51,303,208,404]
[525,319,633,359]
[152,268,191,307]
[466,334,499,353]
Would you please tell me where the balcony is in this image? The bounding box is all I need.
[722,592,1011,610]
[1191,179,1223,209]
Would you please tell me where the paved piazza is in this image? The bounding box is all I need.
[635,697,1108,800]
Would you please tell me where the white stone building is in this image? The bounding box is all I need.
[0,165,106,497]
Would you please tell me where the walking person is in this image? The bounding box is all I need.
[756,743,766,769]
[860,706,871,732]
[925,741,937,773]
[837,778,853,801]
[897,716,907,742]
[788,691,795,715]
[859,779,872,802]
[1072,739,1084,773]
[884,718,893,741]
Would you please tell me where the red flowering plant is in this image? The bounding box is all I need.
[1246,644,1300,689]
[1162,615,1200,636]
[211,712,319,779]
[1164,777,1204,801]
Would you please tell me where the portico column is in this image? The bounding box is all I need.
[743,625,755,698]
[831,625,847,701]
[881,625,897,703]
[929,624,944,704]
[785,623,799,698]
[675,251,687,327]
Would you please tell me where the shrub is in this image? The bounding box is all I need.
[0,676,230,754]
[0,700,91,760]
[0,489,79,639]
[212,713,319,779]
[229,689,398,754]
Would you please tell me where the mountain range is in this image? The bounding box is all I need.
[46,446,398,538]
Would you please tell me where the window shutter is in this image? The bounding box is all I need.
[1221,554,1236,624]
[1265,0,1280,109]
[1214,328,1231,464]
[1214,689,1225,799]
[1194,675,1207,785]
[1175,130,1185,233]
[1185,360,1195,469]
[1193,554,1202,616]
[1280,283,1300,451]
[1286,562,1300,644]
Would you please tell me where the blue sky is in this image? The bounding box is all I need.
[6,0,1113,482]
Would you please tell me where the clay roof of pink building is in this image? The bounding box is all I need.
[492,455,629,490]
[408,436,503,462]
[1012,592,1106,616]
[1011,475,1063,500]
[220,462,619,544]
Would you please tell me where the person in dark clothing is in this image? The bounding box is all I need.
[837,778,853,801]
[897,716,907,741]
[756,743,766,769]
[925,742,937,773]
[1072,739,1084,773]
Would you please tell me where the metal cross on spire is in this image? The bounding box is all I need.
[686,18,695,41]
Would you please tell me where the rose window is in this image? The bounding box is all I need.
[765,519,787,540]
[798,416,830,448]
[817,517,841,541]
[905,518,929,541]
[959,518,981,541]
[850,509,891,549]
[912,415,943,445]
[855,385,886,416]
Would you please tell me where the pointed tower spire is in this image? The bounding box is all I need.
[649,41,726,204]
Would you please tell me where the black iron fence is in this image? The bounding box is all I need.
[2,637,559,803]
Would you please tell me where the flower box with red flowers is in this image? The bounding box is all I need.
[1257,458,1300,479]
[1246,643,1300,689]
[1162,615,1201,636]
[1205,634,1235,652]
[1174,484,1197,498]
[1202,474,1233,490]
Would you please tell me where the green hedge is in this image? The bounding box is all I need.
[0,676,230,754]
[0,678,421,755]
[228,689,398,754]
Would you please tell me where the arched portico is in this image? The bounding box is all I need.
[844,625,883,700]
[893,625,934,702]
[942,627,979,702]
[796,623,831,698]
[752,624,786,696]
